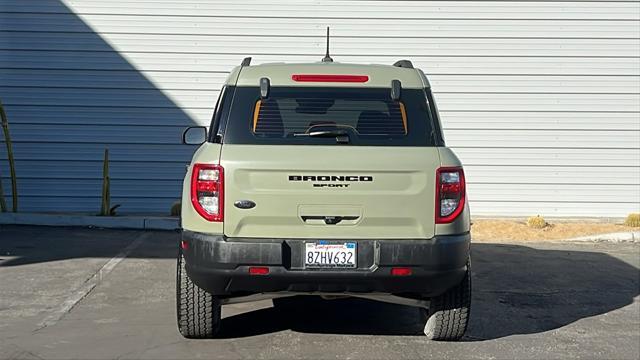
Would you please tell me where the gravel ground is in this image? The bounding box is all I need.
[472,219,639,242]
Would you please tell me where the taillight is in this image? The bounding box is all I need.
[435,167,466,224]
[190,164,224,221]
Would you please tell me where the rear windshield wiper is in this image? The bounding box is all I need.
[293,130,350,143]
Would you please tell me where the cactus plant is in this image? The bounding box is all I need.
[0,168,6,212]
[98,149,120,216]
[171,201,181,216]
[0,99,17,212]
[100,149,110,216]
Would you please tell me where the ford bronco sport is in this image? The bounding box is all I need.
[178,57,471,341]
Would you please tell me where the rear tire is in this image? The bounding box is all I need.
[423,260,471,341]
[176,247,222,339]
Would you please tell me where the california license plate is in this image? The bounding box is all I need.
[305,241,356,268]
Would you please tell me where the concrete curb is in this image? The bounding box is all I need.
[568,231,640,243]
[0,213,180,230]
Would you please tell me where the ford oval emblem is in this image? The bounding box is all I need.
[234,200,256,209]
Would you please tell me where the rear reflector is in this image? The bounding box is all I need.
[190,163,224,222]
[391,267,412,276]
[180,240,189,250]
[291,74,369,83]
[249,267,270,275]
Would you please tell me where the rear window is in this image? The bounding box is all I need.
[222,87,437,146]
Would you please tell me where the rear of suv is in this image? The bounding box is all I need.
[178,58,471,341]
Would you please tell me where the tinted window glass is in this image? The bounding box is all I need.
[223,86,436,146]
[253,97,407,137]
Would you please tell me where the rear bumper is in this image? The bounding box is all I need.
[181,230,470,297]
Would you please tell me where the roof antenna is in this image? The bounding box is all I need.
[321,26,333,62]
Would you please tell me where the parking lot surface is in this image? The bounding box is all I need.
[1,225,638,359]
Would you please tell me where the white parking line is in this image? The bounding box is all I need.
[36,232,150,330]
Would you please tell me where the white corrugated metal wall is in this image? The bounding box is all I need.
[1,0,639,216]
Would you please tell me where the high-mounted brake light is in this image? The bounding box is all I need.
[190,163,224,222]
[291,74,369,83]
[435,167,466,224]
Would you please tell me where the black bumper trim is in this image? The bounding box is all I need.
[182,231,470,297]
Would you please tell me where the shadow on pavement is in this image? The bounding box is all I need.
[220,296,425,338]
[1,226,637,340]
[218,242,639,340]
[0,225,177,266]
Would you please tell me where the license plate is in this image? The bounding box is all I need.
[305,241,356,268]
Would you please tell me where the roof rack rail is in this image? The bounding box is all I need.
[393,60,413,69]
[241,57,252,66]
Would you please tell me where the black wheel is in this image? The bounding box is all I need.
[176,247,221,339]
[423,260,471,341]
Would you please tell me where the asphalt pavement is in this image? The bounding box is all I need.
[0,225,638,359]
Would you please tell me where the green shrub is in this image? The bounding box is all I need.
[624,213,640,227]
[527,215,547,229]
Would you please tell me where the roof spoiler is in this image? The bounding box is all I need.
[393,60,413,69]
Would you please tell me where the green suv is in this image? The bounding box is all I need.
[178,58,471,341]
